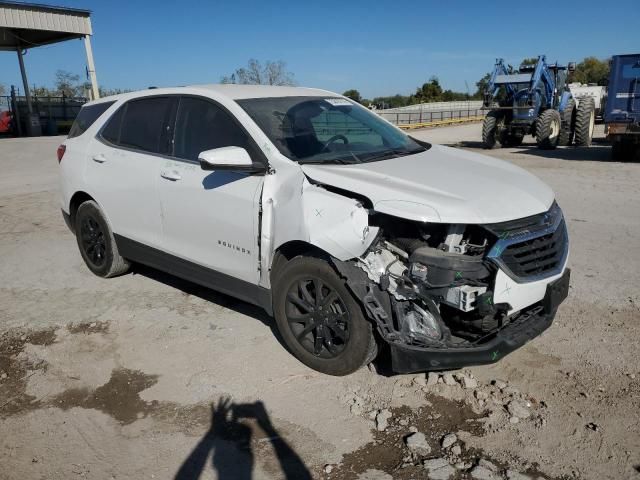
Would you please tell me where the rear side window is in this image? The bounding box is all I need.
[68,101,115,138]
[101,105,125,144]
[173,97,253,161]
[108,97,170,153]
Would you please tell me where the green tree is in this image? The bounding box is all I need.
[413,76,443,103]
[521,57,539,66]
[372,94,410,109]
[474,73,491,99]
[342,89,362,103]
[569,56,610,85]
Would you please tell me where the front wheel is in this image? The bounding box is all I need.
[272,256,377,376]
[535,109,561,150]
[482,111,504,149]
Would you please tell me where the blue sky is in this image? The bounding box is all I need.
[1,0,639,98]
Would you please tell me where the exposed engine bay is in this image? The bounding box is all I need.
[333,212,512,349]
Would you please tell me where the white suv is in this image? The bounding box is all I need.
[59,85,570,376]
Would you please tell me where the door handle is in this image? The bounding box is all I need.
[92,154,106,163]
[160,169,182,181]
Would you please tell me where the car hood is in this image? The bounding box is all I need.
[300,145,555,224]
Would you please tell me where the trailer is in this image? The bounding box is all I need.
[605,54,640,161]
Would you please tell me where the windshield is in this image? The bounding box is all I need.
[237,96,428,164]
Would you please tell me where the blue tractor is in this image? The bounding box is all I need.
[481,55,595,149]
[605,54,640,161]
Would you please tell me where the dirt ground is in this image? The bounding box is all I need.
[0,124,638,480]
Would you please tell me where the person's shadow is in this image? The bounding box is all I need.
[174,397,312,480]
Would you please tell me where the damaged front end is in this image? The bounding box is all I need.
[332,205,570,373]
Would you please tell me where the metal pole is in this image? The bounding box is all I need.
[10,85,22,136]
[16,48,33,115]
[83,35,100,99]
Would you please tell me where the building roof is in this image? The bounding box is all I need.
[0,0,92,50]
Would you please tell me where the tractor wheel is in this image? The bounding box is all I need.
[558,98,576,146]
[482,111,503,149]
[535,109,562,150]
[575,97,595,147]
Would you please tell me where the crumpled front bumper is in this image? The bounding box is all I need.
[389,268,570,373]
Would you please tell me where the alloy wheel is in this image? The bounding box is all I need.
[285,278,351,358]
[80,216,106,267]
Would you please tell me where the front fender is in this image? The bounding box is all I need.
[302,181,379,261]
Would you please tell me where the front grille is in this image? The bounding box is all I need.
[485,202,569,282]
[499,219,567,279]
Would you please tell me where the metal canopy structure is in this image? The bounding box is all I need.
[0,1,99,135]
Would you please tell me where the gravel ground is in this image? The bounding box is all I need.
[0,125,639,480]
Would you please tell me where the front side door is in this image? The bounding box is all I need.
[84,96,175,248]
[158,96,265,284]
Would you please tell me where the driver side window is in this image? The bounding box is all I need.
[309,109,384,147]
[173,97,253,161]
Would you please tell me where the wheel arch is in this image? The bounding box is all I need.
[69,191,97,231]
[270,240,331,280]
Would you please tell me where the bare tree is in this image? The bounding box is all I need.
[221,59,295,86]
[0,83,6,96]
[54,70,81,97]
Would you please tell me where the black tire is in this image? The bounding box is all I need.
[482,111,503,149]
[272,256,377,376]
[574,97,595,147]
[535,109,562,150]
[74,201,130,278]
[558,98,576,146]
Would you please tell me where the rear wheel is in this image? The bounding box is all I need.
[558,98,576,146]
[574,97,595,147]
[535,109,562,150]
[74,201,130,278]
[272,256,377,376]
[482,111,504,149]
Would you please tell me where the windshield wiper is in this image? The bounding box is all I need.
[298,157,356,165]
[361,150,400,162]
[362,147,425,163]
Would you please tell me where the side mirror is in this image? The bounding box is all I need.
[199,146,266,173]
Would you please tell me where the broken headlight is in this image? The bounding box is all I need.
[398,302,442,340]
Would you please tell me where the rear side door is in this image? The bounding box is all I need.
[157,96,265,284]
[85,96,176,248]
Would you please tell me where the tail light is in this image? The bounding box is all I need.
[57,144,66,163]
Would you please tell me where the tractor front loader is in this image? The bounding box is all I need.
[481,55,595,150]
